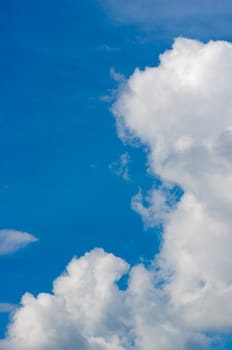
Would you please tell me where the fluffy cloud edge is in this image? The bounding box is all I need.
[0,248,212,350]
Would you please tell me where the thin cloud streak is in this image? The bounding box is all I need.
[0,229,38,255]
[100,0,232,38]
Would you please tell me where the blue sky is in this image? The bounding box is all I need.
[0,0,163,333]
[1,1,232,349]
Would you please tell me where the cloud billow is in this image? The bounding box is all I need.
[113,37,232,330]
[0,249,205,350]
[1,38,232,349]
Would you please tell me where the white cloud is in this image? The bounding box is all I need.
[0,229,38,255]
[131,188,170,229]
[2,38,232,349]
[113,37,232,331]
[0,249,208,350]
[0,249,129,350]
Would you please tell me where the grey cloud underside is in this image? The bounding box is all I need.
[2,38,232,349]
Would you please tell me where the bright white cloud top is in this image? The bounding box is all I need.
[1,38,232,349]
[0,229,37,255]
[114,37,232,330]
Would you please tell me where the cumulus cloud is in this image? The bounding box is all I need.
[113,37,232,331]
[0,229,38,255]
[1,38,232,349]
[0,249,130,350]
[0,249,208,350]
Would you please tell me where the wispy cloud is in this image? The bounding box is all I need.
[100,0,232,37]
[0,229,38,255]
[109,152,130,181]
[97,44,120,52]
[109,68,125,83]
[131,188,171,229]
[0,304,16,313]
